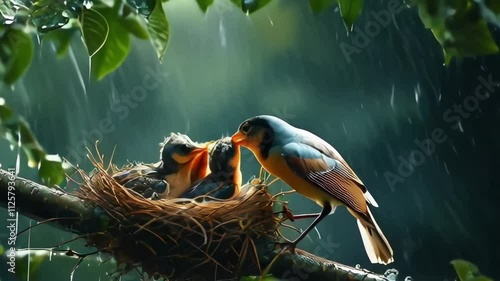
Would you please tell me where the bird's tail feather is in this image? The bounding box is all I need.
[350,207,394,265]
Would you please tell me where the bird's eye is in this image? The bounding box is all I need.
[240,123,251,134]
[178,144,191,155]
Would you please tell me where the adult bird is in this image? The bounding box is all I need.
[231,115,394,264]
[182,137,242,200]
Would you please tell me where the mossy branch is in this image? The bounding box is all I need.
[0,168,390,281]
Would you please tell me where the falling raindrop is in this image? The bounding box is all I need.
[219,20,226,48]
[457,121,464,132]
[342,122,347,135]
[414,83,421,104]
[68,47,87,99]
[444,161,450,175]
[390,84,395,110]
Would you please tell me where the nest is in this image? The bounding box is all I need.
[75,153,282,281]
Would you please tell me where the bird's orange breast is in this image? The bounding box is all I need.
[256,151,343,208]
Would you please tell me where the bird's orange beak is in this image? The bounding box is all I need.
[231,131,247,145]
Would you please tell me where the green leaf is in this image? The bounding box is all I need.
[196,0,214,12]
[147,0,169,61]
[0,98,13,121]
[451,259,479,281]
[338,0,363,33]
[418,1,499,63]
[15,250,49,281]
[80,8,109,57]
[121,16,149,39]
[309,0,337,13]
[90,7,131,80]
[0,28,34,85]
[451,259,493,281]
[445,20,499,57]
[241,0,272,13]
[43,28,77,58]
[39,154,65,185]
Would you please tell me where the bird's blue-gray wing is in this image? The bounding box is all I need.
[281,142,368,213]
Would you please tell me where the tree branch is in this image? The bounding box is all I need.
[0,169,391,281]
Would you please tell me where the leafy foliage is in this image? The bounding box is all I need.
[451,259,493,281]
[0,27,34,85]
[417,0,500,64]
[147,0,169,61]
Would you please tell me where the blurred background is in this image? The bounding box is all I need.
[1,0,499,280]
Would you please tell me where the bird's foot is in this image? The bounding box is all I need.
[276,242,297,253]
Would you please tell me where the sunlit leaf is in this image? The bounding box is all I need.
[121,16,149,39]
[196,0,214,12]
[39,154,65,185]
[91,7,131,79]
[80,8,109,57]
[309,0,337,13]
[147,0,169,61]
[43,28,77,57]
[452,259,479,281]
[15,250,49,281]
[0,28,34,85]
[338,0,363,33]
[241,0,272,13]
[451,259,493,281]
